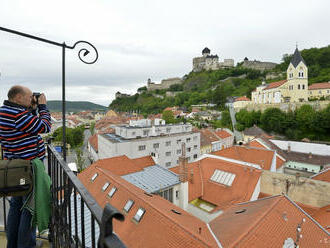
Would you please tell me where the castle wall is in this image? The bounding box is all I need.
[242,60,277,71]
[147,78,183,91]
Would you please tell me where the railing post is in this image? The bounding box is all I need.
[98,204,125,248]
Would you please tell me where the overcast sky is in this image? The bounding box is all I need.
[0,0,329,106]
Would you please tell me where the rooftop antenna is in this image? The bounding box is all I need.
[296,42,298,49]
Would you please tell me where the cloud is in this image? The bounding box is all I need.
[0,0,329,106]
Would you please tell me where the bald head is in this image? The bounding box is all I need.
[8,85,33,108]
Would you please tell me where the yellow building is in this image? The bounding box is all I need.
[233,96,251,109]
[308,82,330,99]
[252,48,308,103]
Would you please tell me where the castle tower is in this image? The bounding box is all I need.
[202,47,210,57]
[286,48,308,102]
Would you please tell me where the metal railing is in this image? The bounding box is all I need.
[1,144,126,248]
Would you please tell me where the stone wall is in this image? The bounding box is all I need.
[147,77,183,91]
[260,170,330,207]
[242,60,277,71]
[236,100,330,112]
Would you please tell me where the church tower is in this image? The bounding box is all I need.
[286,47,308,102]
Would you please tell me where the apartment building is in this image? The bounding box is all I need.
[97,119,200,168]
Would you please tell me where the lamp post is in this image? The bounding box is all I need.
[0,26,98,161]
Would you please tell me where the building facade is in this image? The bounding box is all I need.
[308,82,330,100]
[97,119,200,168]
[252,48,309,104]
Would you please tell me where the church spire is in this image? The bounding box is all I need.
[290,47,306,68]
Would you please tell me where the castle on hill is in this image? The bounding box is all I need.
[192,47,234,72]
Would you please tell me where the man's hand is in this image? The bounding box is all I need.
[38,94,46,105]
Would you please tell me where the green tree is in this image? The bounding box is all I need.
[162,110,175,124]
[90,121,95,135]
[75,148,85,173]
[260,108,286,133]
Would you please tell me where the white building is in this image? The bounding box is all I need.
[97,119,200,168]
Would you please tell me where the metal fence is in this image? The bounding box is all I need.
[1,144,126,248]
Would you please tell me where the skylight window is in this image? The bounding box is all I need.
[124,200,134,212]
[210,169,236,186]
[133,208,146,222]
[91,173,98,182]
[108,187,117,198]
[102,182,110,191]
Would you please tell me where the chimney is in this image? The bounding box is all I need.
[308,152,312,159]
[179,143,188,183]
[178,142,189,210]
[288,143,291,153]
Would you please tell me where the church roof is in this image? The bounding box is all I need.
[290,48,306,67]
[202,47,210,54]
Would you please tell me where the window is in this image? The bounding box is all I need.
[166,127,171,133]
[177,139,181,144]
[132,132,136,136]
[159,188,173,202]
[165,141,171,146]
[327,90,330,93]
[102,182,110,191]
[143,130,149,136]
[210,169,236,186]
[166,162,171,167]
[124,200,134,212]
[187,147,191,152]
[194,145,198,149]
[176,191,179,199]
[298,84,300,90]
[91,173,98,182]
[133,208,146,222]
[319,90,322,94]
[151,152,156,157]
[302,84,305,90]
[153,143,159,149]
[186,138,191,143]
[193,154,198,159]
[177,149,181,154]
[166,151,171,156]
[138,145,146,151]
[187,157,191,161]
[108,187,117,198]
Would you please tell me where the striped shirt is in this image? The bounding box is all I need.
[0,100,52,160]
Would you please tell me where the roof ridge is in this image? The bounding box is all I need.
[230,195,283,247]
[284,195,330,235]
[97,167,216,247]
[310,167,330,179]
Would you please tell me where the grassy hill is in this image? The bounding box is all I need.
[48,100,108,112]
[110,45,330,114]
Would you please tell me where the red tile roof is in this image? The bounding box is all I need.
[214,129,232,139]
[89,155,155,176]
[311,168,330,183]
[199,129,221,147]
[248,139,286,169]
[88,134,98,152]
[235,96,250,102]
[311,205,330,231]
[170,156,261,210]
[209,195,330,248]
[309,82,330,90]
[264,79,287,90]
[78,165,218,248]
[212,146,276,171]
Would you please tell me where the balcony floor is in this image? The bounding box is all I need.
[0,228,50,247]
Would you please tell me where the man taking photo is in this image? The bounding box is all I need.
[0,85,51,248]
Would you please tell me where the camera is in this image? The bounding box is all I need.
[32,92,41,105]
